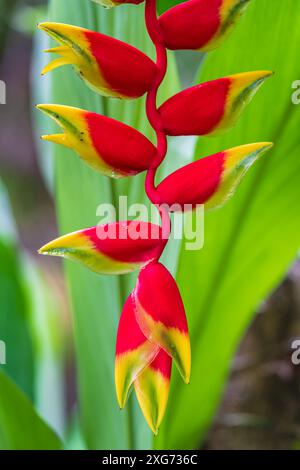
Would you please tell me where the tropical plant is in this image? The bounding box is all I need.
[0,0,287,452]
[36,0,276,448]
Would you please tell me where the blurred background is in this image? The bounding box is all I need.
[0,0,300,450]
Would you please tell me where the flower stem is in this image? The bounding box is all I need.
[145,0,171,243]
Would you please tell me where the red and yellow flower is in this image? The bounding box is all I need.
[134,263,191,384]
[39,222,165,275]
[37,104,156,178]
[159,0,251,51]
[38,0,273,434]
[115,262,189,434]
[39,22,156,99]
[159,71,273,136]
[115,294,171,434]
[153,142,273,211]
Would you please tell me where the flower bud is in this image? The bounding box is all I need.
[115,295,159,409]
[134,263,191,384]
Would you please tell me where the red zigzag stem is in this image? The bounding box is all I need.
[145,0,171,244]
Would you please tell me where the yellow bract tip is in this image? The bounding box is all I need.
[231,70,273,86]
[225,142,273,170]
[41,57,73,76]
[134,367,170,436]
[38,231,89,257]
[38,22,88,40]
[41,134,72,149]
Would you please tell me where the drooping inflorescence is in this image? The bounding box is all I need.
[38,0,273,434]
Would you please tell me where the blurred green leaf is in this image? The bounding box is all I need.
[0,241,35,399]
[0,183,35,400]
[0,370,62,449]
[12,5,47,35]
[23,258,66,438]
[156,0,300,449]
[0,0,18,57]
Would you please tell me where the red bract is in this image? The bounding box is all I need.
[159,0,250,51]
[39,22,156,99]
[134,262,191,384]
[154,143,273,211]
[159,71,272,136]
[39,222,165,275]
[115,294,171,434]
[37,104,156,178]
[39,0,273,434]
[115,295,159,408]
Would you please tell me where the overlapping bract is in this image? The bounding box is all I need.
[115,293,171,435]
[115,263,189,434]
[38,0,273,434]
[134,263,191,384]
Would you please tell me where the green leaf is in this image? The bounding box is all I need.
[0,370,62,449]
[22,257,66,437]
[44,0,183,449]
[0,183,35,399]
[156,0,300,449]
[157,0,181,14]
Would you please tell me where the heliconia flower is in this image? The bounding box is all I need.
[153,143,273,211]
[93,0,144,6]
[37,0,273,438]
[115,294,160,409]
[159,71,273,136]
[38,222,165,275]
[134,349,172,435]
[36,104,156,178]
[159,0,250,52]
[133,262,191,384]
[38,22,156,99]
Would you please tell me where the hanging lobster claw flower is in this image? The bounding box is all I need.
[133,262,191,384]
[38,222,165,275]
[115,294,159,409]
[159,71,273,136]
[37,104,156,178]
[93,0,144,6]
[38,22,156,99]
[159,0,251,51]
[154,143,273,211]
[115,295,172,434]
[134,349,172,435]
